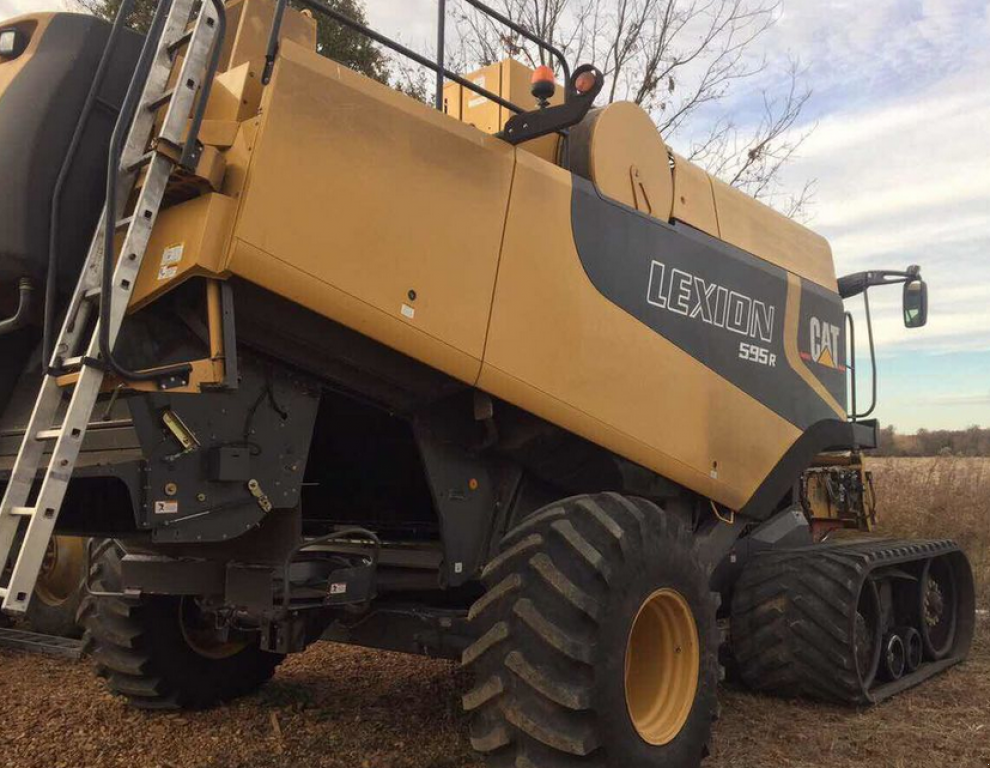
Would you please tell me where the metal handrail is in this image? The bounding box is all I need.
[44,0,134,363]
[263,0,571,117]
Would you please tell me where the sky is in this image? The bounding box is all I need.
[2,0,988,432]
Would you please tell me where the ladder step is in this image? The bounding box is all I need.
[0,587,6,599]
[8,507,35,518]
[83,286,102,301]
[35,429,62,441]
[145,89,175,113]
[125,151,155,174]
[60,356,84,370]
[115,215,134,231]
[167,30,194,57]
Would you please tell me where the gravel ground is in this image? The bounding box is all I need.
[0,626,987,768]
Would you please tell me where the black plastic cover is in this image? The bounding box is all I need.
[0,13,141,290]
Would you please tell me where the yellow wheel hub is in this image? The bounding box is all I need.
[35,536,86,607]
[624,588,700,745]
[178,598,247,660]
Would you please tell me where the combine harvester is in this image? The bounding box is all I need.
[0,2,974,765]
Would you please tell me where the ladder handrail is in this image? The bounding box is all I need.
[44,0,136,367]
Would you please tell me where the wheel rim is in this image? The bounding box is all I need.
[178,598,247,660]
[34,536,86,607]
[624,588,700,746]
[920,557,957,660]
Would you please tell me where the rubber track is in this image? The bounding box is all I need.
[731,537,962,705]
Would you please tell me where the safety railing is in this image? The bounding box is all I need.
[262,0,571,118]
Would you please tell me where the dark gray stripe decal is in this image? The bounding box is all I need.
[570,176,846,430]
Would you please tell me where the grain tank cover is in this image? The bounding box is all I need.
[0,13,141,289]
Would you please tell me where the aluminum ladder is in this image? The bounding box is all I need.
[0,0,221,614]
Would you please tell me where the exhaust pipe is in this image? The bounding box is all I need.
[0,278,34,336]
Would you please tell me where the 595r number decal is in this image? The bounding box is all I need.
[739,342,777,367]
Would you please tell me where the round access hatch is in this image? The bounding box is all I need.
[569,101,674,221]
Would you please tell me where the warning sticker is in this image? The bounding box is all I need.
[157,243,184,281]
[154,500,179,515]
[329,583,347,596]
[161,243,184,266]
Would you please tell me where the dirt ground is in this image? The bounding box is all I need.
[0,624,987,768]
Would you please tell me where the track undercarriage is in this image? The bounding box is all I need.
[732,538,975,704]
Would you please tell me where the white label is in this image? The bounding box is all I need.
[154,500,178,515]
[454,562,463,574]
[161,243,184,266]
[401,303,415,319]
[468,76,487,108]
[329,582,347,595]
[157,265,178,281]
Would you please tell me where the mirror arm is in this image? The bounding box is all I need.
[837,265,920,299]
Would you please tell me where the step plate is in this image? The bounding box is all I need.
[0,626,84,660]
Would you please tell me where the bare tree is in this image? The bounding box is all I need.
[450,0,815,217]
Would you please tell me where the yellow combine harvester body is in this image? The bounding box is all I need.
[0,2,974,764]
[128,10,842,514]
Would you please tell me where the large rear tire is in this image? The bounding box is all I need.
[78,540,283,709]
[463,493,719,768]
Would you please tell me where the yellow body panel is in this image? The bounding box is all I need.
[480,152,802,510]
[227,40,516,381]
[670,154,719,237]
[131,193,236,309]
[710,176,837,290]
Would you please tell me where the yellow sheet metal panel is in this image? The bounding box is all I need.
[481,151,802,510]
[229,236,483,384]
[445,59,562,163]
[203,62,263,122]
[570,102,674,221]
[710,175,837,290]
[671,154,719,237]
[130,193,237,310]
[229,40,515,380]
[220,0,316,73]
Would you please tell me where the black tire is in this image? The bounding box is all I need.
[78,540,283,710]
[731,547,881,705]
[463,492,720,768]
[26,536,87,638]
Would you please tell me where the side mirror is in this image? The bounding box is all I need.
[903,279,928,328]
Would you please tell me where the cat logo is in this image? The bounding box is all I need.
[803,317,845,371]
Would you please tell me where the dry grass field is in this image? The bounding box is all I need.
[0,458,987,768]
[869,456,990,609]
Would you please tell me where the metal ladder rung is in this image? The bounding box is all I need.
[9,507,35,518]
[83,286,102,300]
[145,89,174,113]
[125,151,155,174]
[60,356,84,370]
[0,587,6,599]
[115,215,135,231]
[167,30,194,57]
[35,429,62,441]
